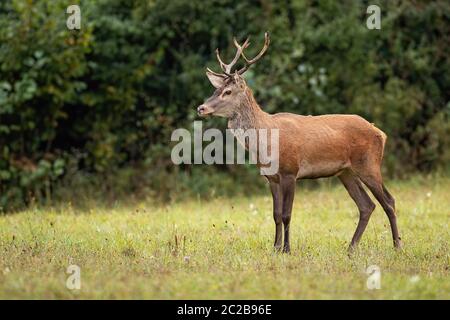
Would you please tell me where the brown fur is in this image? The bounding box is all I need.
[228,88,386,181]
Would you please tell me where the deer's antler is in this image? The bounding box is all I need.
[209,32,270,77]
[215,37,250,76]
[237,32,270,75]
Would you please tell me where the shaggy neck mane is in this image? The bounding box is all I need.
[228,87,267,130]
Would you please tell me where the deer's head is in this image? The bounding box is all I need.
[198,32,270,118]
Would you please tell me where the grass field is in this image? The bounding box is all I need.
[0,175,449,299]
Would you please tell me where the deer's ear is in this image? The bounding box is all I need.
[206,71,226,88]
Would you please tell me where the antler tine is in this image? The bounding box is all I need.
[215,49,229,75]
[227,37,249,71]
[206,67,227,78]
[233,37,250,52]
[215,36,250,75]
[238,32,270,75]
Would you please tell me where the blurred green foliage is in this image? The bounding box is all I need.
[0,0,449,211]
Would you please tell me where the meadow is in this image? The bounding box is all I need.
[0,175,448,299]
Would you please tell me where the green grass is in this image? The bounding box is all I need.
[0,175,449,299]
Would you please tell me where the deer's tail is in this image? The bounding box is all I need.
[371,123,387,163]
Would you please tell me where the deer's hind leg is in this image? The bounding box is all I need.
[338,170,376,251]
[382,184,396,211]
[358,171,402,249]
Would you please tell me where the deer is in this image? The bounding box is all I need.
[197,32,402,253]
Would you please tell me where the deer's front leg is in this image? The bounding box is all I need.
[269,181,282,251]
[281,175,296,253]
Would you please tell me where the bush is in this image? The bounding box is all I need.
[1,0,449,211]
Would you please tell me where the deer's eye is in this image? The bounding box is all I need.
[223,90,232,96]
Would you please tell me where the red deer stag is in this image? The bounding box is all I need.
[197,32,402,253]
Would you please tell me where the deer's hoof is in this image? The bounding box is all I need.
[347,244,358,257]
[394,238,403,250]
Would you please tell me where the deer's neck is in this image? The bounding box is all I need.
[228,88,268,130]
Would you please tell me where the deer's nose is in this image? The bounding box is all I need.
[197,105,206,115]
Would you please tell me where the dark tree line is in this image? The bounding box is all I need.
[1,0,449,210]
